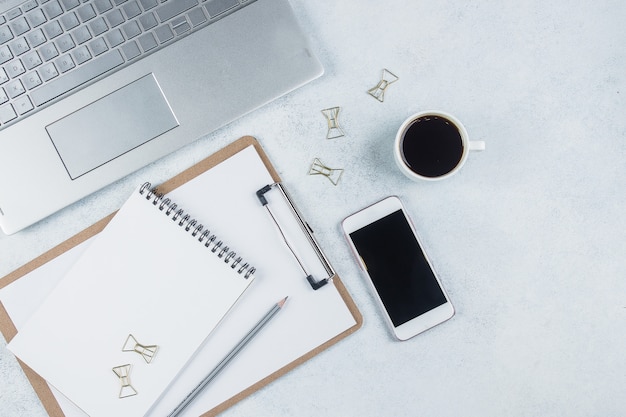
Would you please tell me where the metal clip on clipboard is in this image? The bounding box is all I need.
[256,183,335,290]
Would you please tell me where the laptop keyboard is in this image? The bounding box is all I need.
[0,0,251,129]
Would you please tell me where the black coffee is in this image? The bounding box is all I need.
[400,116,464,177]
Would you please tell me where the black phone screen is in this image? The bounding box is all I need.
[349,209,447,326]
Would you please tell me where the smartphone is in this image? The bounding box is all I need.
[342,196,454,340]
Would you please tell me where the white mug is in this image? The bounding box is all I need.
[394,110,485,181]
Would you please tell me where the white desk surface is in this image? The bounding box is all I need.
[1,1,625,416]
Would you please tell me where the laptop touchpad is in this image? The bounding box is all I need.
[47,74,179,180]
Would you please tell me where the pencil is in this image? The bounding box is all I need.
[167,296,289,417]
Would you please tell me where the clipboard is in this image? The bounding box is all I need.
[0,136,362,417]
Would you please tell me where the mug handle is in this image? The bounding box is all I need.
[469,141,486,151]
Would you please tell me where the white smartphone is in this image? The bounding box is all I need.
[342,196,454,340]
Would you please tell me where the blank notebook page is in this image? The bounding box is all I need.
[7,184,255,417]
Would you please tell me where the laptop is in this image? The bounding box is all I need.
[0,0,323,235]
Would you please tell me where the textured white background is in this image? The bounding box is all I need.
[1,0,625,416]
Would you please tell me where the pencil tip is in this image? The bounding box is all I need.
[278,296,288,308]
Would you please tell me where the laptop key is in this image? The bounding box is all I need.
[72,45,92,64]
[89,37,108,56]
[122,2,142,19]
[6,60,26,78]
[122,21,141,39]
[0,104,17,123]
[56,34,75,53]
[140,0,158,11]
[23,72,43,89]
[6,79,25,98]
[94,0,113,14]
[76,4,97,23]
[188,8,208,27]
[0,45,14,64]
[22,1,38,12]
[154,25,174,43]
[39,43,60,61]
[55,54,76,73]
[6,9,21,20]
[73,26,92,44]
[121,40,140,60]
[25,9,47,28]
[60,12,80,31]
[171,16,190,35]
[9,37,30,56]
[39,62,59,81]
[31,49,124,106]
[138,32,157,51]
[138,12,158,30]
[43,21,63,39]
[26,29,47,48]
[61,0,81,11]
[0,26,14,45]
[43,1,64,20]
[23,51,43,69]
[10,17,31,37]
[155,0,198,23]
[205,0,240,18]
[105,9,125,28]
[105,29,125,47]
[89,17,109,36]
[14,95,34,115]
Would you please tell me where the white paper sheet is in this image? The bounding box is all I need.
[0,145,357,417]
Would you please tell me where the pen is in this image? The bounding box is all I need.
[167,296,289,417]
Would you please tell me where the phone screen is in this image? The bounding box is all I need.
[349,209,447,327]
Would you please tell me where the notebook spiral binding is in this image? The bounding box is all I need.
[139,182,255,279]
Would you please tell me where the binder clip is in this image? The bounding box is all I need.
[112,364,137,399]
[308,158,344,186]
[122,334,158,364]
[367,68,399,102]
[256,183,336,290]
[321,107,345,139]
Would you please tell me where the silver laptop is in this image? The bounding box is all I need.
[0,0,323,235]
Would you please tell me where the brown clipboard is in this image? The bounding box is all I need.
[0,136,363,417]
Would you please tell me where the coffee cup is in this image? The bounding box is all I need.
[393,111,485,181]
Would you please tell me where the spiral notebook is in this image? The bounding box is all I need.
[8,182,257,417]
[0,136,362,417]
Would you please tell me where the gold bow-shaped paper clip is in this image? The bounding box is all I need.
[321,107,345,139]
[308,158,344,186]
[367,69,399,102]
[112,364,137,399]
[122,334,158,364]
